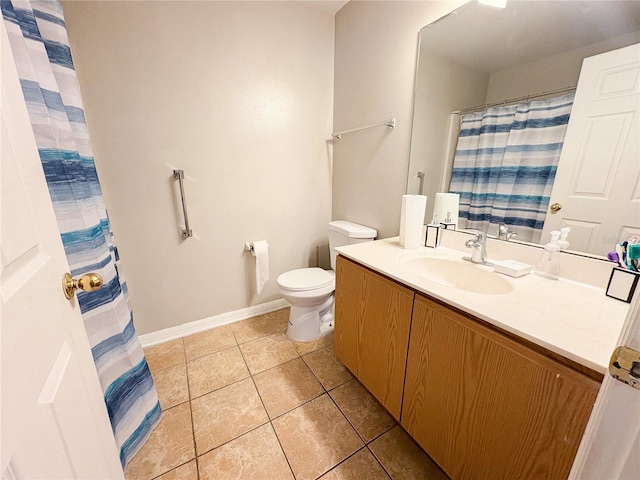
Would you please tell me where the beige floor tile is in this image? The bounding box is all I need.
[144,339,185,374]
[302,345,353,390]
[230,308,290,344]
[293,331,334,356]
[198,423,294,480]
[369,426,448,480]
[319,448,391,480]
[253,358,324,419]
[329,379,396,442]
[151,363,189,410]
[239,333,299,375]
[124,403,194,480]
[187,346,250,398]
[155,460,197,479]
[272,394,364,480]
[191,377,269,455]
[183,325,237,361]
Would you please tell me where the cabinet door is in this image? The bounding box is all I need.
[334,256,414,420]
[402,294,601,480]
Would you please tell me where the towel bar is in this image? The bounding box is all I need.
[332,118,396,139]
[173,169,193,239]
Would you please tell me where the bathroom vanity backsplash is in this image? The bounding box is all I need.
[439,229,615,289]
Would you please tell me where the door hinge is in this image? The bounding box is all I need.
[609,345,640,390]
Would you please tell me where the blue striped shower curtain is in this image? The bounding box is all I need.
[2,0,160,468]
[449,94,574,244]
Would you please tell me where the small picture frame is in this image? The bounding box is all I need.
[606,267,640,303]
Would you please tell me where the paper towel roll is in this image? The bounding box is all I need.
[251,240,269,295]
[434,193,460,229]
[399,195,427,249]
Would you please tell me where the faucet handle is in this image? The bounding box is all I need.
[471,229,486,241]
[497,222,516,241]
[465,230,484,248]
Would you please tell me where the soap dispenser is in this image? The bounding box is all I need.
[558,227,570,251]
[534,231,561,280]
[441,211,456,230]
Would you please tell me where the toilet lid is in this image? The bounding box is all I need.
[277,268,334,291]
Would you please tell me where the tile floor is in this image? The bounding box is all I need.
[127,308,449,480]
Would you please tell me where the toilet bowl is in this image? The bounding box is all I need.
[277,221,377,342]
[277,268,335,341]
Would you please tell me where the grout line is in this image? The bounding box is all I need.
[366,423,397,445]
[266,419,297,479]
[148,459,194,480]
[325,386,368,444]
[185,343,240,366]
[366,444,394,480]
[143,339,198,480]
[268,391,326,423]
[193,419,272,459]
[178,339,201,480]
[188,372,253,402]
[183,332,239,364]
[316,446,374,479]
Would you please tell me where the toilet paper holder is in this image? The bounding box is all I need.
[245,242,256,255]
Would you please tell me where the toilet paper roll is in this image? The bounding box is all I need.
[434,193,460,229]
[251,240,269,295]
[399,195,427,249]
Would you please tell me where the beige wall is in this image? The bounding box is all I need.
[408,50,488,223]
[63,1,335,334]
[486,31,640,103]
[332,0,467,238]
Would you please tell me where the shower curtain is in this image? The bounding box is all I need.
[2,0,160,468]
[449,93,574,244]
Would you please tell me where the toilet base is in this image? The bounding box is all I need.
[285,295,335,342]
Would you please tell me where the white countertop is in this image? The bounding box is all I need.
[336,237,629,375]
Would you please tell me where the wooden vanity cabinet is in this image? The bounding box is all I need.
[401,294,601,480]
[334,255,414,420]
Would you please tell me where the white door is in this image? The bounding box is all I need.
[541,44,640,256]
[0,20,123,479]
[569,291,640,479]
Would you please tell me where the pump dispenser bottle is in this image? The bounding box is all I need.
[534,231,561,280]
[558,227,570,250]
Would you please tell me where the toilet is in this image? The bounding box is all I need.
[277,220,377,341]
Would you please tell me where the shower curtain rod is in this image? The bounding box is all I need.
[451,85,576,115]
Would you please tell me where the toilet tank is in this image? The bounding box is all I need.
[328,220,377,270]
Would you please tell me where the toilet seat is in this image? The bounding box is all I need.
[277,268,334,292]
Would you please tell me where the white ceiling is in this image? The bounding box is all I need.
[421,1,640,73]
[304,0,349,15]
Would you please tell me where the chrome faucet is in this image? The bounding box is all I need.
[464,230,492,266]
[497,222,517,241]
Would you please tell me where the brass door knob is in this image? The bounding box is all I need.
[549,202,562,213]
[62,272,103,300]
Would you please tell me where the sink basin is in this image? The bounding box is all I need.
[398,255,513,295]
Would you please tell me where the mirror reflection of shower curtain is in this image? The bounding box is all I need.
[449,94,574,244]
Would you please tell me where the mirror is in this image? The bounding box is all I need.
[407,0,640,256]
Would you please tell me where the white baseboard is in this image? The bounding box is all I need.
[138,299,290,348]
